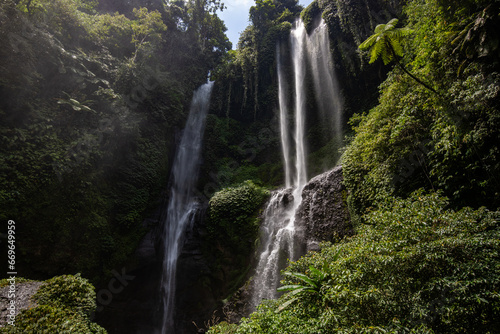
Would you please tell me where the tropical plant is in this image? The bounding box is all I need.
[276,262,333,312]
[359,18,438,94]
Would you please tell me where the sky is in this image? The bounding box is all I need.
[218,0,315,49]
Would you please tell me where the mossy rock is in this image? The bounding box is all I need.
[207,180,270,250]
[0,274,105,334]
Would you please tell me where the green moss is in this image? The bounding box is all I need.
[207,180,270,248]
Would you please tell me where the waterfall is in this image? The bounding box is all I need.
[159,82,213,333]
[250,19,342,308]
[308,20,343,146]
[277,44,292,189]
[290,20,308,194]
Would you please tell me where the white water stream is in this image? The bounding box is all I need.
[159,82,213,333]
[250,19,342,308]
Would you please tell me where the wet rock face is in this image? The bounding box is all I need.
[296,166,352,250]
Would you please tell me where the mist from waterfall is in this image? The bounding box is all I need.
[159,82,213,333]
[250,18,342,308]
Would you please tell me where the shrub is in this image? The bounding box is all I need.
[33,274,97,317]
[205,181,270,294]
[0,305,105,334]
[1,274,105,334]
[207,180,270,250]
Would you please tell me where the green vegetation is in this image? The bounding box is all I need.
[0,0,229,282]
[358,18,437,94]
[208,0,500,332]
[205,181,270,294]
[1,274,105,333]
[211,0,301,122]
[344,0,500,221]
[33,274,97,317]
[209,192,500,333]
[2,0,500,331]
[207,180,270,258]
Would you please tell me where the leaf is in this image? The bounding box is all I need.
[277,284,303,292]
[309,266,327,280]
[284,271,317,288]
[276,297,298,313]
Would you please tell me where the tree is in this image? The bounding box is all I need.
[131,7,167,62]
[359,18,438,94]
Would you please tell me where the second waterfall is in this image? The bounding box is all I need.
[250,19,343,308]
[159,82,213,333]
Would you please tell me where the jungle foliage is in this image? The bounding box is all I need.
[0,0,229,282]
[209,192,500,333]
[210,0,301,121]
[205,181,270,294]
[343,0,500,221]
[2,0,500,331]
[208,0,500,332]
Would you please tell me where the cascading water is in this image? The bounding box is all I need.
[250,19,342,308]
[308,20,343,145]
[277,44,292,189]
[159,82,213,333]
[250,20,309,307]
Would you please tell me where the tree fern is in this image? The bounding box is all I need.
[359,18,437,94]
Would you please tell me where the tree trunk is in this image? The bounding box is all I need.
[389,45,439,95]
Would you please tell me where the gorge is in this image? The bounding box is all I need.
[1,0,499,333]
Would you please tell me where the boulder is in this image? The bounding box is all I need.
[296,166,352,251]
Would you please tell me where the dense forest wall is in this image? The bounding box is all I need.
[0,0,229,283]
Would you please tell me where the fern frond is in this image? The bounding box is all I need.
[391,38,404,57]
[374,23,386,34]
[359,34,379,50]
[386,18,399,29]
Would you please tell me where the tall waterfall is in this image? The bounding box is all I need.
[308,20,343,145]
[159,82,213,333]
[250,19,342,308]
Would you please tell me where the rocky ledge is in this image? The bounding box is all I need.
[0,281,42,327]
